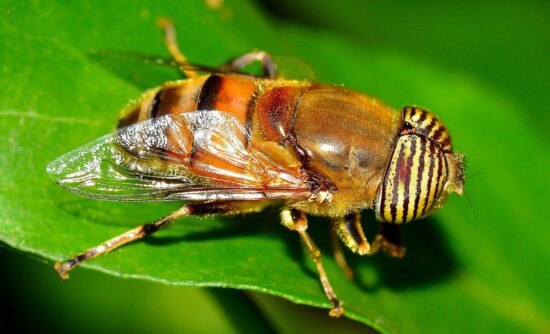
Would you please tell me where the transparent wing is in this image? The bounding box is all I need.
[88,49,316,80]
[272,56,317,81]
[88,49,223,73]
[47,110,311,202]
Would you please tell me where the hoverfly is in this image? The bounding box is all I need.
[47,19,465,317]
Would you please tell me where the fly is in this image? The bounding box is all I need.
[48,18,465,317]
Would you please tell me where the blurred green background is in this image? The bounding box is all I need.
[1,0,548,333]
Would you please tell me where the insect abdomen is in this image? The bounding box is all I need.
[119,74,260,130]
[117,74,307,189]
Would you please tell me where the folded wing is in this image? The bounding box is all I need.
[47,110,310,202]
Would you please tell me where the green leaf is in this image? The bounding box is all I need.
[1,1,547,333]
[267,0,550,133]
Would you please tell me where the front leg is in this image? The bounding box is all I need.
[331,213,406,278]
[331,212,372,256]
[332,213,405,258]
[280,208,344,318]
[375,223,406,258]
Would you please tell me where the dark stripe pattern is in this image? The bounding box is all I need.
[197,75,223,110]
[377,107,451,223]
[402,106,452,153]
[149,90,163,118]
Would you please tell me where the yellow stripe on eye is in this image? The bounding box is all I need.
[436,154,447,197]
[396,180,406,222]
[406,137,422,221]
[423,113,435,128]
[426,148,440,211]
[383,145,399,222]
[417,147,431,216]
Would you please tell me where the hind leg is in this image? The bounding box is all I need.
[55,202,262,279]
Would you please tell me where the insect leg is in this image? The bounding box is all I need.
[222,51,277,78]
[156,17,198,78]
[332,213,406,258]
[375,223,406,258]
[280,208,344,318]
[329,228,354,279]
[54,202,249,280]
[332,212,373,255]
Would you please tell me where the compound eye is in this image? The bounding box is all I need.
[376,134,448,223]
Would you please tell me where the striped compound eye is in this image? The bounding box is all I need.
[376,107,458,224]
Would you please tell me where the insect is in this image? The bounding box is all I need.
[47,19,465,317]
